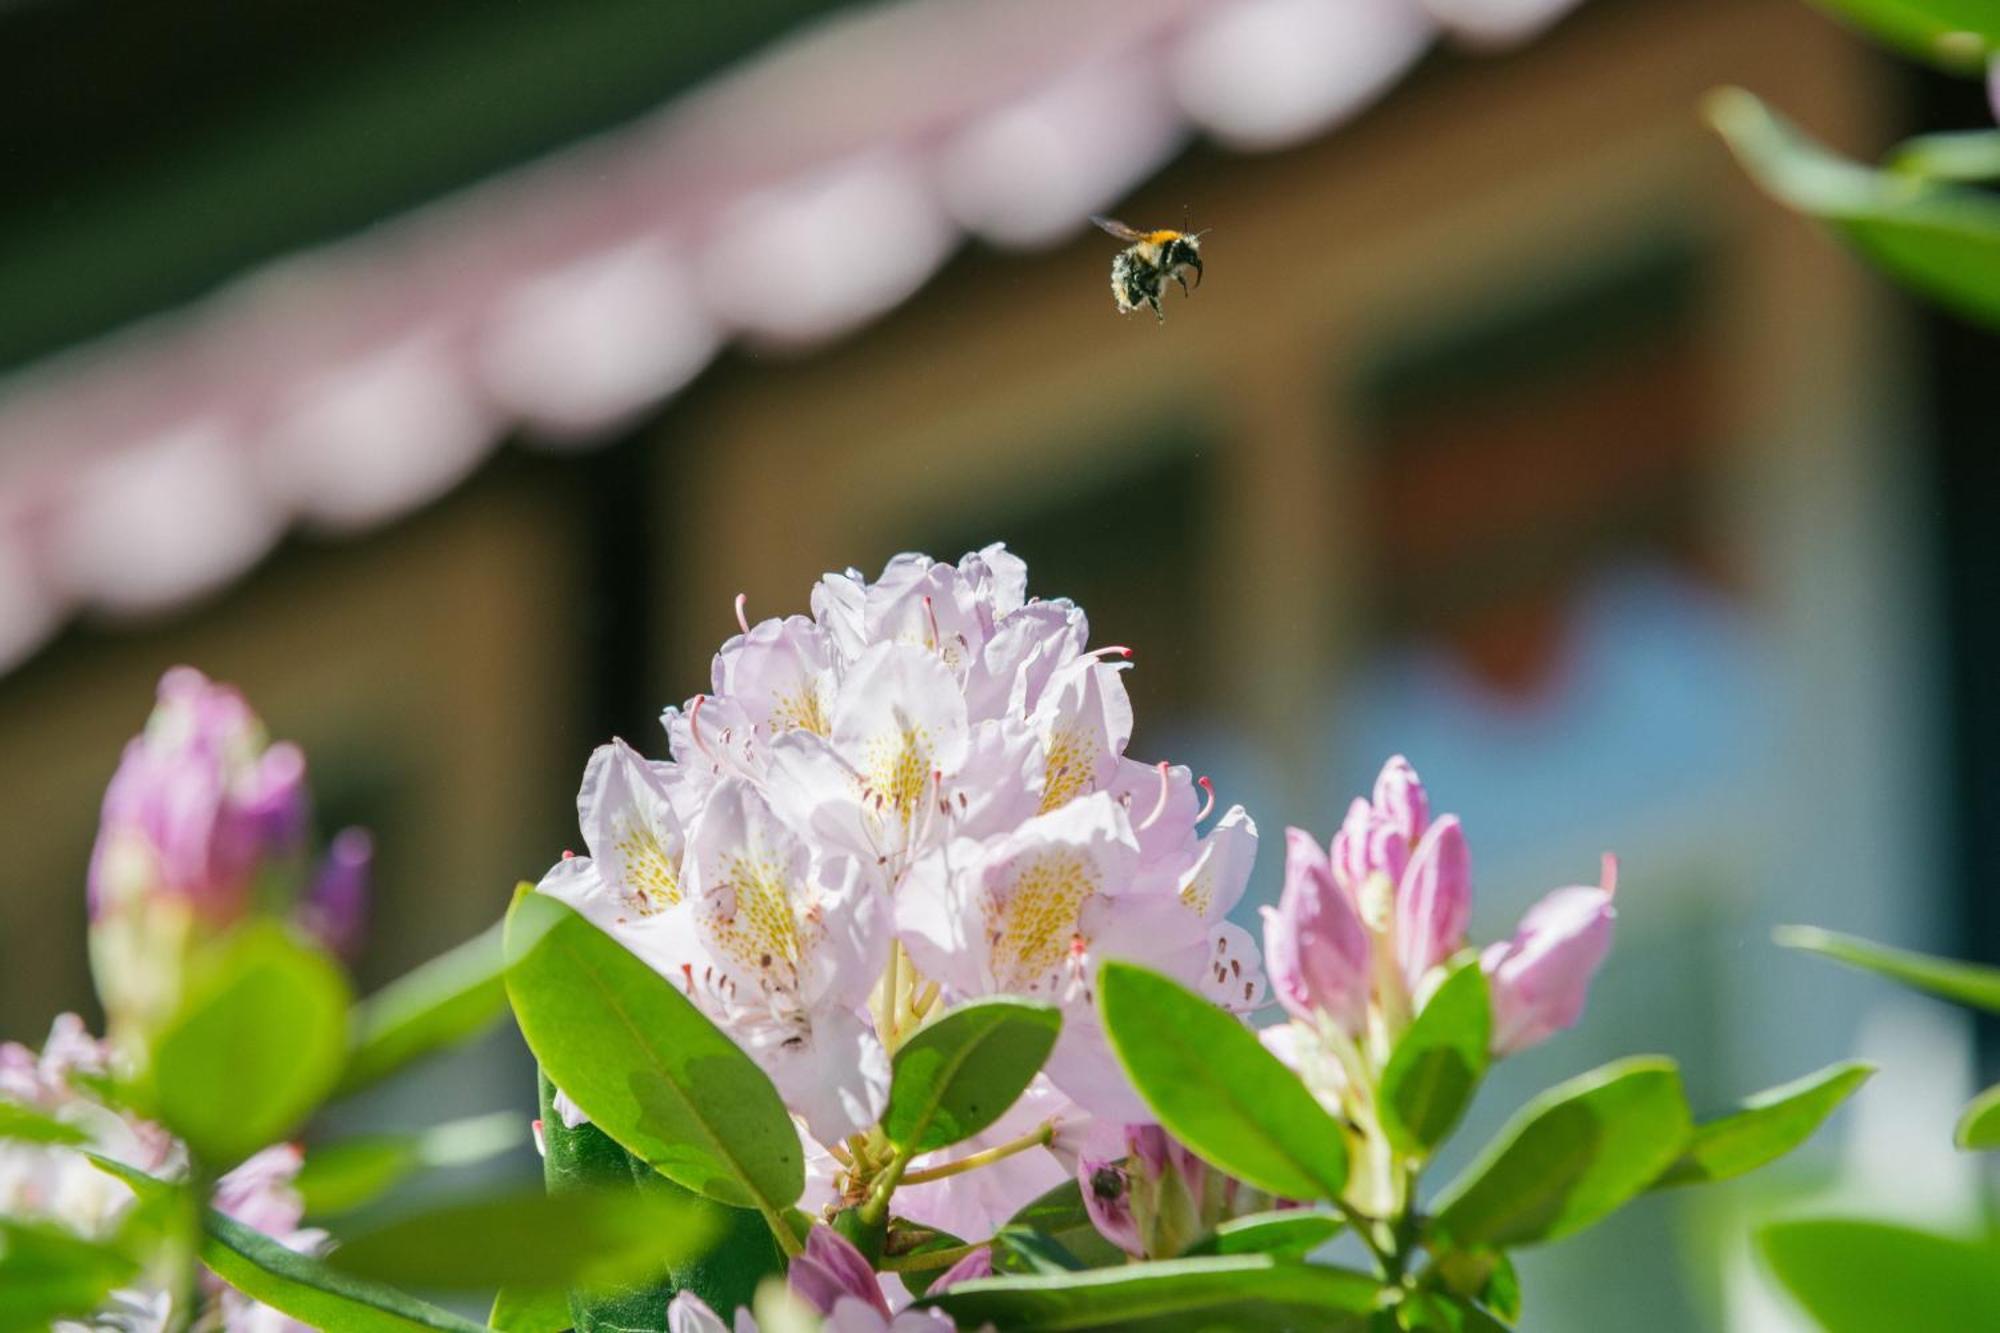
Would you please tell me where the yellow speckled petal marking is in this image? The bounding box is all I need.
[1039,724,1099,813]
[616,823,681,914]
[862,724,934,828]
[987,849,1099,992]
[769,688,829,737]
[709,852,802,972]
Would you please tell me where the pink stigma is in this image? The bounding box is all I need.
[734,593,750,636]
[1195,776,1216,823]
[1601,853,1620,897]
[923,594,942,650]
[1084,645,1133,662]
[561,849,575,860]
[1136,760,1173,833]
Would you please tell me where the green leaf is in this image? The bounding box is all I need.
[1803,0,2000,71]
[202,1204,493,1332]
[1097,961,1348,1202]
[1430,1056,1691,1249]
[0,1102,90,1147]
[537,1071,783,1332]
[1955,1083,2000,1150]
[1002,1180,1129,1270]
[883,998,1061,1152]
[1892,130,2000,185]
[149,922,350,1170]
[1773,924,2000,1012]
[1653,1061,1873,1187]
[295,1112,529,1218]
[927,1255,1384,1332]
[1187,1210,1344,1259]
[490,1286,572,1333]
[1760,1218,2000,1330]
[1395,1291,1513,1332]
[0,1219,142,1333]
[1707,91,2000,329]
[1380,958,1490,1157]
[328,1187,719,1292]
[1424,1249,1519,1325]
[996,1225,1087,1275]
[86,1150,487,1330]
[503,890,803,1216]
[338,919,510,1098]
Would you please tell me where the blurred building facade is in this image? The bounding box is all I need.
[0,1,1968,1327]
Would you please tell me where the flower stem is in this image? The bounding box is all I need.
[857,1143,917,1229]
[898,1121,1055,1186]
[879,1240,983,1273]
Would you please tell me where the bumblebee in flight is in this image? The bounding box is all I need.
[1092,217,1205,323]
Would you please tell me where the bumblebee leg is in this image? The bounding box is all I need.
[1174,272,1190,296]
[1151,297,1165,324]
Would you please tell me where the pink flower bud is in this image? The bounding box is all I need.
[1078,1156,1141,1257]
[789,1225,891,1319]
[1331,798,1407,898]
[88,668,311,927]
[1371,755,1429,845]
[1482,856,1618,1056]
[297,827,372,960]
[930,1246,994,1293]
[1262,829,1373,1033]
[1394,815,1471,989]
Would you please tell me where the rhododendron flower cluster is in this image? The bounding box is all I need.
[88,667,371,1043]
[537,546,1264,1233]
[0,1015,323,1333]
[1262,755,1614,1057]
[1261,755,1616,1210]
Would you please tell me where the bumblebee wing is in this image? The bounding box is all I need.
[1091,216,1145,242]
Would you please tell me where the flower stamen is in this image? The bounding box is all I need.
[1195,775,1216,823]
[734,593,751,636]
[1136,760,1173,833]
[689,694,713,758]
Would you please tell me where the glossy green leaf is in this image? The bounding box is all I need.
[1430,1056,1690,1249]
[204,1205,492,1332]
[504,890,803,1216]
[1380,958,1490,1157]
[1424,1248,1519,1325]
[1395,1291,1512,1332]
[927,1255,1384,1332]
[1003,1179,1129,1270]
[328,1187,719,1291]
[1955,1083,2000,1150]
[1804,0,2000,71]
[1098,961,1348,1202]
[296,1112,529,1217]
[883,998,1060,1152]
[1774,925,2000,1012]
[0,1101,90,1147]
[1708,91,2000,329]
[489,1286,571,1333]
[1892,130,2000,184]
[150,922,350,1170]
[85,1152,486,1330]
[1187,1210,1344,1259]
[996,1225,1087,1275]
[1654,1061,1873,1187]
[1760,1218,2000,1330]
[882,1224,972,1293]
[0,1219,141,1333]
[338,919,510,1097]
[537,1070,783,1332]
[1480,1253,1521,1325]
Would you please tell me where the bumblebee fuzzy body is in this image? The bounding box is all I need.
[1094,218,1204,323]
